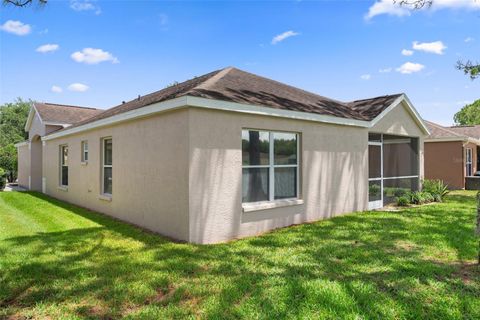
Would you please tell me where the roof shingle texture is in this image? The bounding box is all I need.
[65,67,403,130]
[449,125,480,140]
[35,102,102,125]
[425,120,480,140]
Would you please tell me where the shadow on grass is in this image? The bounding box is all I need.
[0,192,479,319]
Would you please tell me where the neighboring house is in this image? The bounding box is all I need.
[424,121,480,189]
[15,67,429,244]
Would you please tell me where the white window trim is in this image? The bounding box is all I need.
[466,148,473,177]
[242,130,300,205]
[81,140,89,163]
[59,144,68,187]
[101,137,112,196]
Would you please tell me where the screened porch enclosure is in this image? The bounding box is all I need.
[368,133,419,209]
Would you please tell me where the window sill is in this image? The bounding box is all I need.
[81,161,88,166]
[242,199,304,213]
[99,194,112,202]
[57,186,68,192]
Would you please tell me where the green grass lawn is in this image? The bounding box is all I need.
[0,191,479,320]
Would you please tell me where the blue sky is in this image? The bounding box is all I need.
[1,0,479,126]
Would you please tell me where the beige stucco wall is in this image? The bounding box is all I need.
[30,139,43,191]
[17,144,30,189]
[43,109,190,241]
[187,108,370,243]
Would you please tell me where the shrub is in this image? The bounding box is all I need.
[0,168,6,191]
[422,179,449,202]
[394,188,408,198]
[396,196,410,207]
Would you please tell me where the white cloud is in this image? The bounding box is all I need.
[271,31,300,45]
[0,20,31,36]
[412,41,447,54]
[51,85,62,93]
[396,62,425,74]
[360,74,371,80]
[464,37,474,43]
[365,0,480,20]
[68,83,89,92]
[379,67,392,73]
[401,49,414,56]
[71,48,119,64]
[36,44,59,53]
[70,0,101,15]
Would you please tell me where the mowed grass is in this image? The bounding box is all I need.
[0,191,479,320]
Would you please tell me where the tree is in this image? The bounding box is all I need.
[0,98,30,182]
[454,99,480,125]
[2,0,46,7]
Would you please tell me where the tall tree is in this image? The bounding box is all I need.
[0,98,30,182]
[2,0,46,7]
[454,99,480,125]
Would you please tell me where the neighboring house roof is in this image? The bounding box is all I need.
[449,125,480,140]
[42,67,430,141]
[425,120,480,144]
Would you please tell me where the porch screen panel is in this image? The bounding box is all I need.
[382,135,419,204]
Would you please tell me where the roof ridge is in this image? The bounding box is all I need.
[192,67,235,91]
[38,102,100,110]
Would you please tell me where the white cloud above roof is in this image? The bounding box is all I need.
[0,20,31,36]
[396,62,425,74]
[36,44,59,53]
[68,83,89,92]
[70,0,101,15]
[360,74,371,80]
[271,31,300,44]
[412,41,446,54]
[401,49,414,56]
[71,48,119,64]
[51,85,63,93]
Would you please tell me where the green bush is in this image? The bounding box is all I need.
[422,179,449,202]
[0,168,6,191]
[407,191,434,205]
[396,196,410,206]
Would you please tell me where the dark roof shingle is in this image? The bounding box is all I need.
[34,102,102,125]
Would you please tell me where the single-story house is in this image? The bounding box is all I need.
[16,67,429,243]
[424,121,480,189]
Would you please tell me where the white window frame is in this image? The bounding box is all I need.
[59,144,68,187]
[101,137,112,196]
[242,129,300,203]
[466,148,473,177]
[81,140,89,163]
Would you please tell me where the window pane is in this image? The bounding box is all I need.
[274,167,297,199]
[274,132,297,165]
[62,146,68,165]
[104,167,112,194]
[383,135,418,177]
[62,167,68,186]
[242,168,269,202]
[242,130,269,166]
[368,145,381,179]
[369,180,381,202]
[383,177,419,204]
[104,139,112,165]
[84,151,88,162]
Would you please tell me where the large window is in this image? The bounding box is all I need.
[81,141,89,162]
[242,130,299,203]
[59,145,68,187]
[466,148,473,177]
[102,138,112,195]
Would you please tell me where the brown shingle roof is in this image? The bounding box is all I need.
[34,102,102,125]
[425,121,469,140]
[63,67,403,131]
[449,125,480,140]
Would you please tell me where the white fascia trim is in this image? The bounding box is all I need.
[185,96,370,128]
[42,96,189,141]
[44,122,72,127]
[369,94,430,136]
[42,96,371,141]
[14,141,29,147]
[425,137,466,143]
[24,103,37,132]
